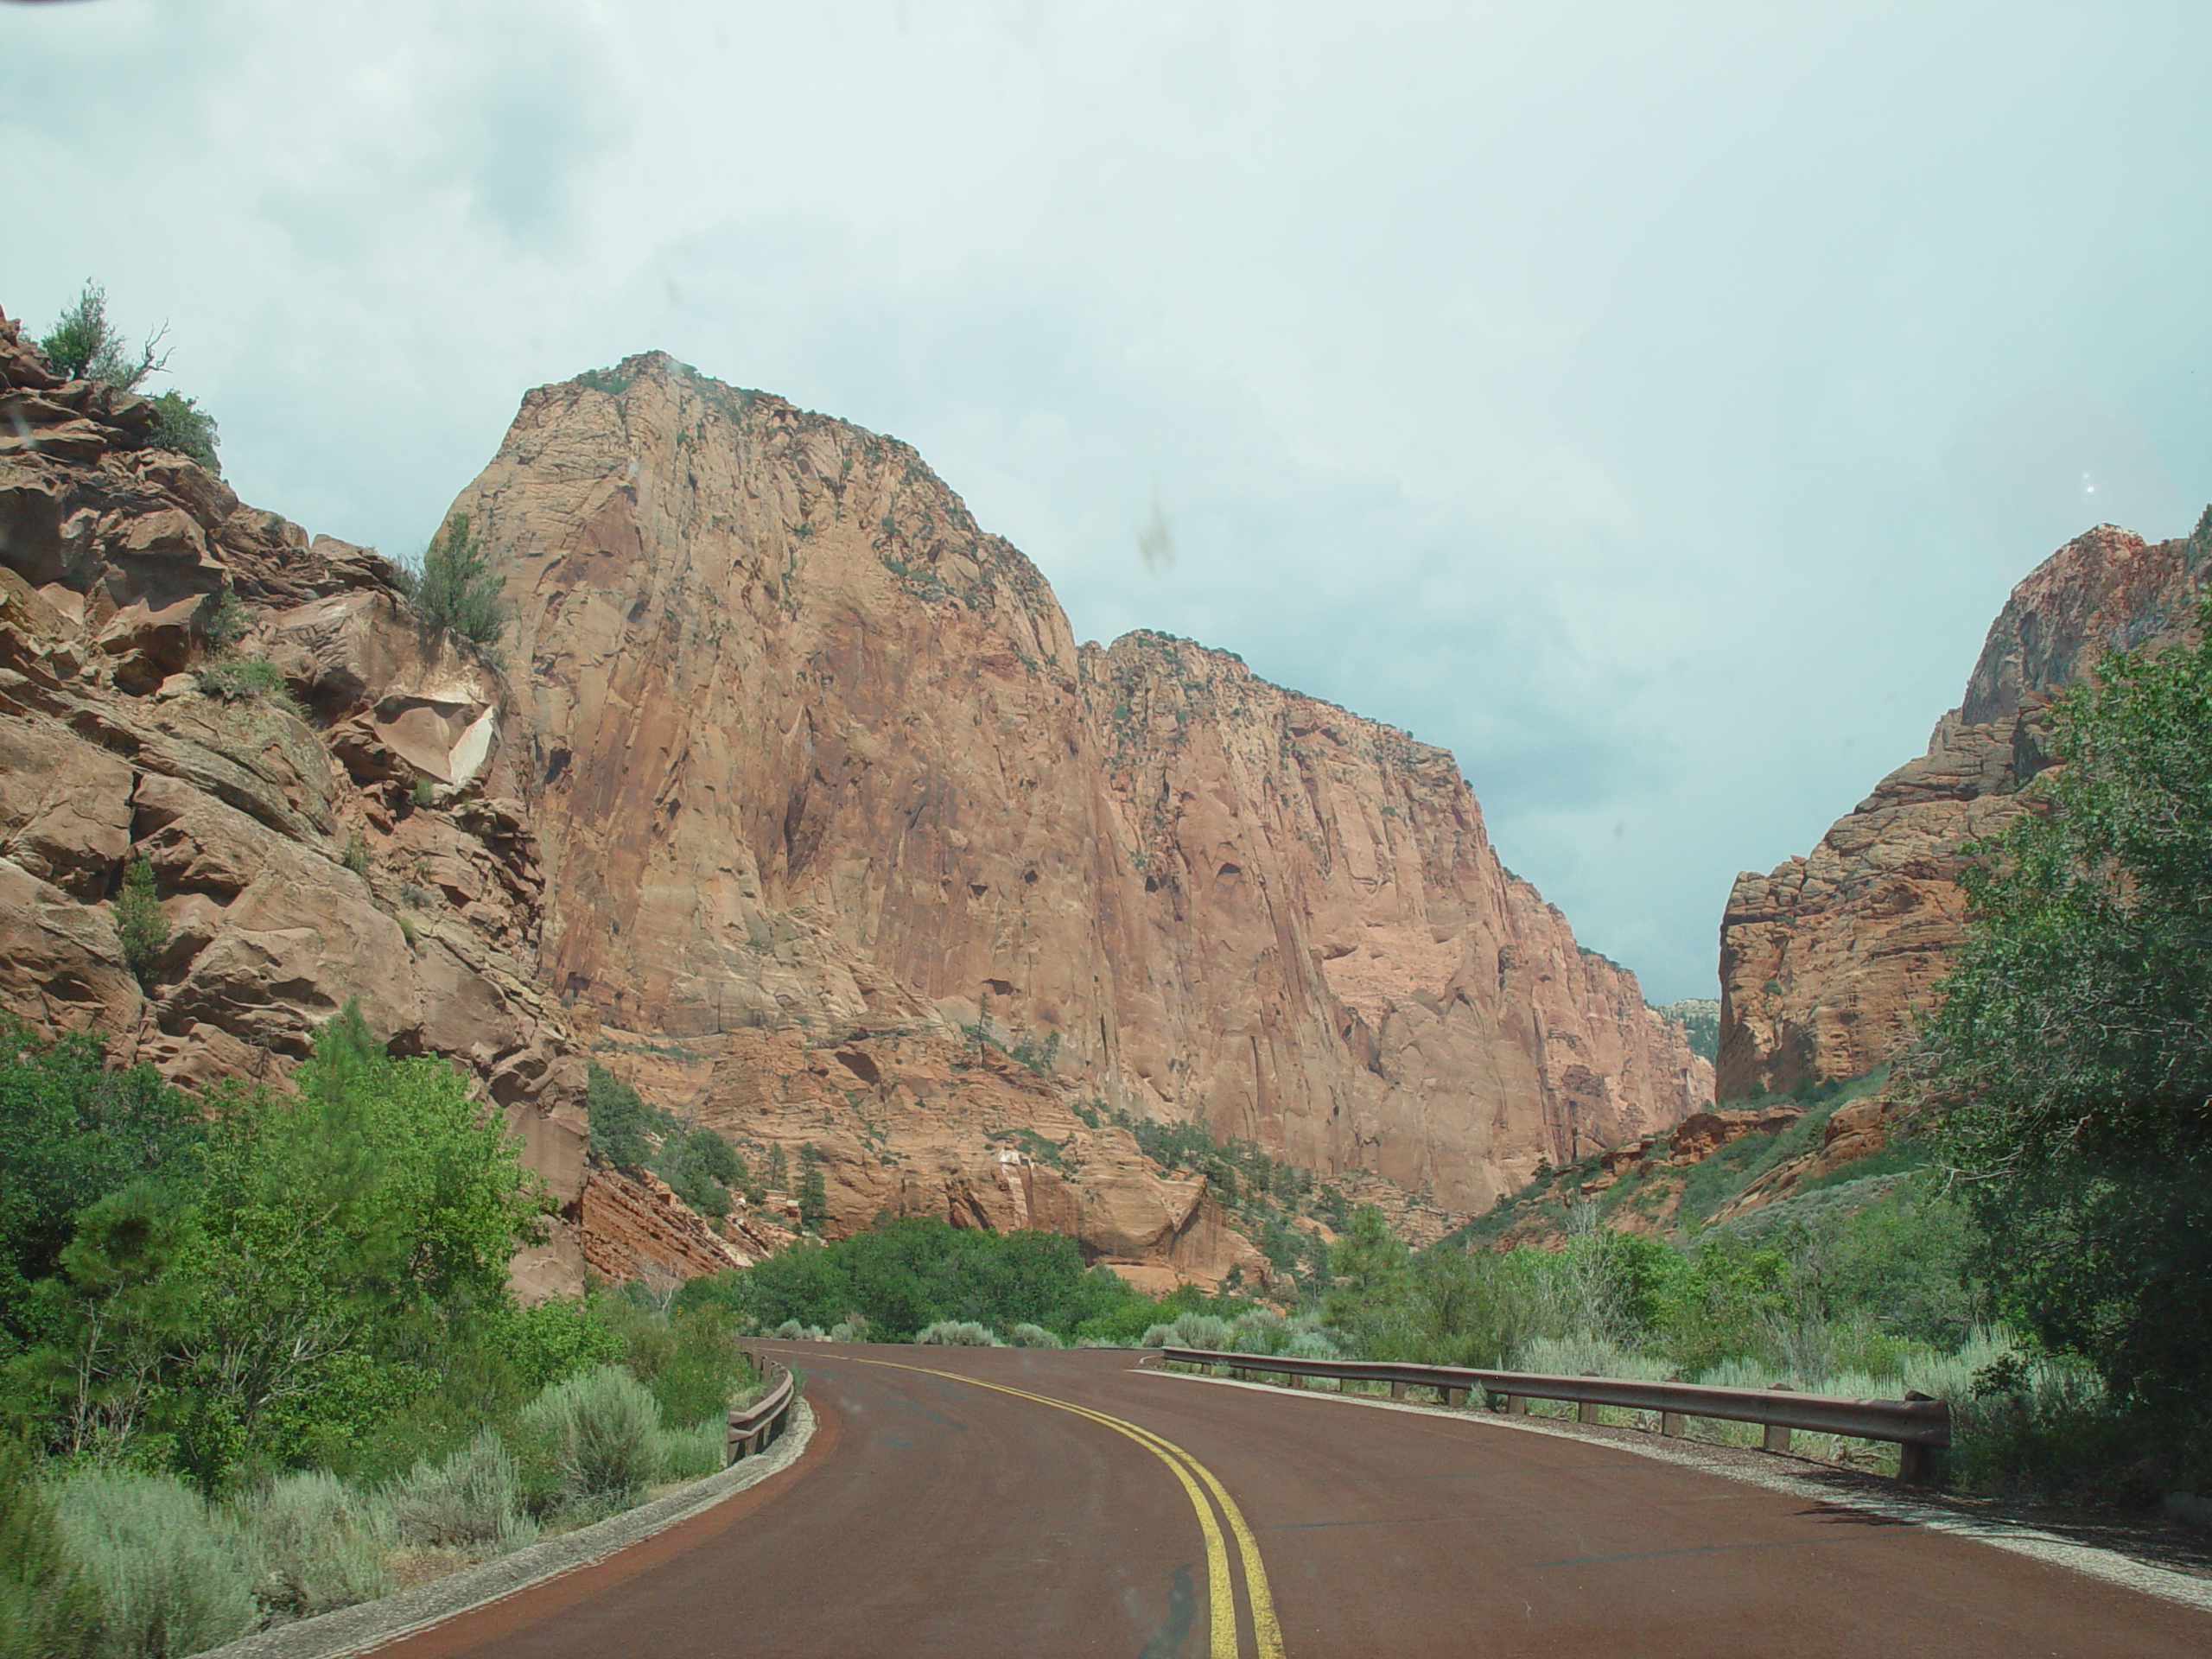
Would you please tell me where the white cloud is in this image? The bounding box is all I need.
[4,0,2208,1001]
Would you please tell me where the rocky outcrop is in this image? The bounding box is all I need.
[1717,522,2209,1101]
[454,353,1710,1213]
[0,308,593,1225]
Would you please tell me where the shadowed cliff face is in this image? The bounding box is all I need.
[456,353,1711,1211]
[1718,522,2209,1101]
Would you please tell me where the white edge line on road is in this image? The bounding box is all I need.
[196,1398,819,1659]
[1142,1368,2212,1618]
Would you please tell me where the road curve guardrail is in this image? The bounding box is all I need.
[1156,1345,1949,1482]
[727,1352,798,1464]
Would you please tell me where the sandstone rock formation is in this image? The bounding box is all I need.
[0,307,593,1224]
[1718,522,2209,1101]
[454,353,1711,1214]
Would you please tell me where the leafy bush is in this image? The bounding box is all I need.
[518,1366,660,1514]
[195,658,301,716]
[1007,1323,1062,1348]
[722,1216,1154,1342]
[400,513,508,652]
[913,1321,1001,1346]
[241,1470,389,1619]
[386,1430,536,1554]
[52,1471,257,1659]
[111,859,168,988]
[146,391,219,474]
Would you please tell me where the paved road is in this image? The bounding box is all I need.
[379,1344,2211,1658]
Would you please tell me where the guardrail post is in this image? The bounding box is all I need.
[1763,1383,1794,1453]
[1660,1411,1685,1437]
[1389,1380,1407,1401]
[1578,1374,1600,1424]
[1443,1386,1466,1408]
[1506,1394,1527,1414]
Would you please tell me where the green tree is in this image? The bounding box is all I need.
[36,281,168,390]
[403,513,509,652]
[1320,1205,1411,1332]
[585,1064,670,1176]
[1921,579,2212,1414]
[655,1128,742,1222]
[796,1144,830,1232]
[111,858,167,987]
[0,1022,198,1351]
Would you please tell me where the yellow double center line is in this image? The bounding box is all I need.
[833,1354,1283,1659]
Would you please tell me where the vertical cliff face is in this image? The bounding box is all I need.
[1718,523,2208,1100]
[456,353,1708,1210]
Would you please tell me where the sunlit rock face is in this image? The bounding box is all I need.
[1719,522,2209,1101]
[457,353,1711,1213]
[0,309,592,1226]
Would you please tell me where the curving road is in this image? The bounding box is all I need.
[376,1344,2211,1658]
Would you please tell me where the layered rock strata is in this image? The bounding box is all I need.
[1718,522,2209,1100]
[0,308,594,1230]
[454,353,1711,1211]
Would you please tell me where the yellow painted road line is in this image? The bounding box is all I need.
[831,1354,1280,1659]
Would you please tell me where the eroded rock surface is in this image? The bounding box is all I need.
[454,353,1711,1214]
[1718,522,2209,1100]
[0,310,592,1245]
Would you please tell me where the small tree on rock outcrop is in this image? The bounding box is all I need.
[401,513,509,655]
[112,858,167,987]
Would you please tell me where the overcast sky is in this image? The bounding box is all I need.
[7,1,2208,1003]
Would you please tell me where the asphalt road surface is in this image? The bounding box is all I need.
[376,1343,2212,1658]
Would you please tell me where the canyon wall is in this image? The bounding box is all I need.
[0,308,594,1204]
[1718,521,2209,1100]
[455,353,1710,1212]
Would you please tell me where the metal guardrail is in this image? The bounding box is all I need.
[1157,1346,1949,1482]
[727,1353,798,1464]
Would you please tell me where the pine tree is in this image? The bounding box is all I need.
[798,1144,830,1232]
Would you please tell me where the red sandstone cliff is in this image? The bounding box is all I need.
[1717,521,2209,1101]
[0,306,600,1215]
[454,353,1711,1213]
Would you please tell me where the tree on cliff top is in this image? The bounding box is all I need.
[1921,586,2212,1418]
[37,281,168,391]
[36,281,222,473]
[400,513,509,653]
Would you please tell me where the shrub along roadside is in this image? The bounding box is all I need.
[1,1005,762,1654]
